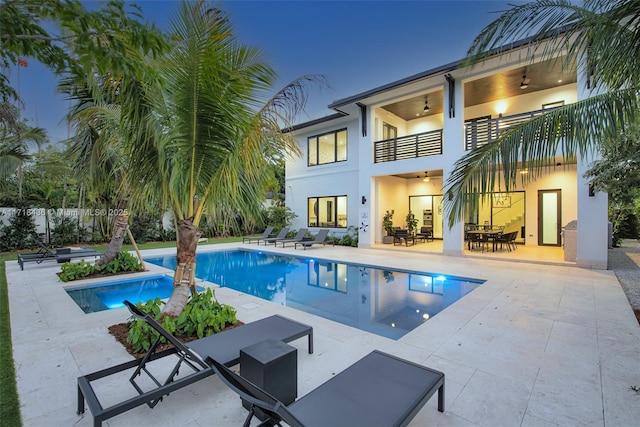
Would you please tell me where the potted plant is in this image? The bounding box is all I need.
[382,210,394,244]
[406,211,418,235]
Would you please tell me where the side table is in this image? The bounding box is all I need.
[239,338,297,418]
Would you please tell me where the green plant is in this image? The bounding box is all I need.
[58,251,142,282]
[383,210,394,236]
[406,211,418,235]
[97,251,143,275]
[126,289,238,353]
[0,206,37,252]
[50,214,78,247]
[58,259,95,282]
[264,205,297,231]
[127,213,163,244]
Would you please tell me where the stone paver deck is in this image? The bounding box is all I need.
[7,243,640,426]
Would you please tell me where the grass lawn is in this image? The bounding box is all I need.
[0,252,21,426]
[0,237,240,426]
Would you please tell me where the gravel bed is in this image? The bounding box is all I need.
[608,239,640,311]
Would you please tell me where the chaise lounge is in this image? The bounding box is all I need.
[76,300,313,426]
[208,349,444,427]
[274,228,308,247]
[17,236,103,270]
[257,227,289,245]
[242,226,274,244]
[294,229,331,250]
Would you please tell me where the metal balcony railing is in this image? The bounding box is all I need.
[465,107,561,150]
[373,129,443,163]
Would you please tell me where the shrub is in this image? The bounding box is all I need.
[51,214,79,246]
[263,205,297,231]
[58,251,143,282]
[0,207,37,251]
[126,288,238,354]
[127,213,163,244]
[58,259,95,282]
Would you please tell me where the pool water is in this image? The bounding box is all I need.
[66,275,202,314]
[145,250,484,340]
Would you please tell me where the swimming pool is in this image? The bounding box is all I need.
[66,275,202,313]
[145,250,484,340]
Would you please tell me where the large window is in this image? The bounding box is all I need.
[307,129,347,166]
[308,196,347,228]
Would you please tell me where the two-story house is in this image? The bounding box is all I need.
[285,37,608,269]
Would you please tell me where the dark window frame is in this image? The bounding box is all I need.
[307,128,348,166]
[307,195,347,228]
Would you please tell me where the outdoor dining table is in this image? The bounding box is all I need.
[466,229,502,252]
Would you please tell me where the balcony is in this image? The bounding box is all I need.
[465,107,561,150]
[374,129,443,163]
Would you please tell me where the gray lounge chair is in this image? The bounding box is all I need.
[274,228,308,247]
[257,227,289,245]
[242,226,275,244]
[17,236,102,270]
[294,229,331,250]
[207,349,444,427]
[76,300,313,426]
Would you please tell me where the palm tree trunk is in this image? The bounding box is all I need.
[95,211,128,265]
[162,217,202,317]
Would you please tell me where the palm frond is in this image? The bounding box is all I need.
[465,0,640,90]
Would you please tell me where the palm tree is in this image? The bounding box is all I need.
[119,2,316,316]
[62,75,136,264]
[444,0,640,226]
[0,102,47,199]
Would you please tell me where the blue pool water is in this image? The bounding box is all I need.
[66,275,202,314]
[145,250,484,340]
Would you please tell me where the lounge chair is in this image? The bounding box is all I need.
[17,236,102,270]
[207,349,444,427]
[274,228,308,247]
[76,300,313,427]
[294,229,331,250]
[257,227,289,246]
[242,226,275,244]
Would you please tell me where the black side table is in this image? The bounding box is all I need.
[240,338,297,417]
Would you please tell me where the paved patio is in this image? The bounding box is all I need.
[7,243,640,426]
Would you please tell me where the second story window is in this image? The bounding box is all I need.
[308,129,347,166]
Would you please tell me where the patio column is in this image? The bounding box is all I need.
[575,58,608,269]
[441,72,465,256]
[358,103,374,248]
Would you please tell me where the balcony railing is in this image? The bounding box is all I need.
[374,129,443,163]
[465,107,561,150]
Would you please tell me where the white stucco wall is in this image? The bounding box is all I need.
[286,116,360,235]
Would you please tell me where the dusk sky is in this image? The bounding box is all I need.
[11,0,525,145]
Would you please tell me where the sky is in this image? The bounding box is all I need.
[10,0,526,145]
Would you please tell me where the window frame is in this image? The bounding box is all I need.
[307,195,347,228]
[307,128,348,166]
